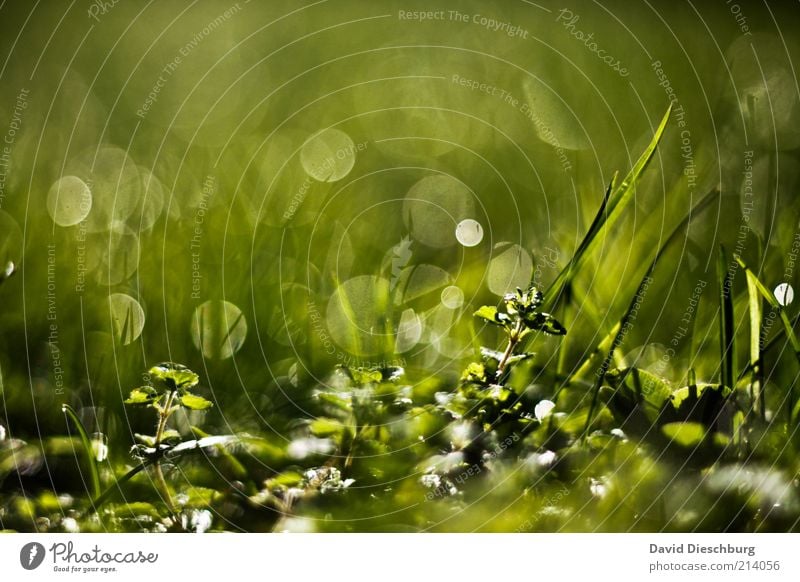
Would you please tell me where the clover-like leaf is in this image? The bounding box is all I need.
[148,362,200,391]
[124,386,158,405]
[180,393,213,410]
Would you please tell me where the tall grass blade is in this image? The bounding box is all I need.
[62,404,102,499]
[544,105,672,309]
[744,269,764,418]
[717,246,736,390]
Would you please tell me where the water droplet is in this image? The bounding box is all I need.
[108,293,145,345]
[403,175,475,248]
[534,400,556,421]
[46,176,92,227]
[487,243,533,296]
[301,128,357,182]
[91,432,108,462]
[455,218,484,247]
[775,282,794,306]
[191,300,248,359]
[440,286,464,309]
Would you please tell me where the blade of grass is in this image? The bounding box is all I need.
[577,187,719,436]
[62,404,102,499]
[91,460,152,512]
[717,246,736,391]
[566,188,719,385]
[544,105,672,310]
[735,257,800,361]
[744,268,764,418]
[735,256,800,419]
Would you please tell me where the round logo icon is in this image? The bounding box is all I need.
[20,542,46,570]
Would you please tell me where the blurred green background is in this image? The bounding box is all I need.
[1,0,799,532]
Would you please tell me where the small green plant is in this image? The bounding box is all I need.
[474,285,566,380]
[124,363,213,513]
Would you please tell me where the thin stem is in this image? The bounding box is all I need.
[497,320,524,376]
[153,390,178,514]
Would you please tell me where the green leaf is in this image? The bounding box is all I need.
[606,367,673,423]
[522,312,567,335]
[461,362,487,383]
[349,368,383,385]
[661,422,707,447]
[668,383,731,411]
[309,417,345,437]
[180,393,213,410]
[148,362,200,391]
[473,305,510,327]
[124,386,158,405]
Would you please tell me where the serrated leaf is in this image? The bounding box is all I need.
[124,386,158,405]
[180,393,213,410]
[148,362,200,390]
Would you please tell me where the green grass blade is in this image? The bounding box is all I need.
[91,461,151,512]
[735,257,800,360]
[744,269,764,417]
[568,188,719,383]
[736,256,800,418]
[717,246,736,390]
[62,404,102,499]
[544,105,672,309]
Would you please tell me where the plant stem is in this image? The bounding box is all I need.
[153,390,177,514]
[497,320,524,376]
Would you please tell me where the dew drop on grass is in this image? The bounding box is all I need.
[301,128,357,182]
[108,293,145,345]
[455,218,484,247]
[326,275,391,356]
[440,285,464,309]
[403,175,475,248]
[191,300,248,360]
[487,243,533,296]
[534,400,555,421]
[91,432,108,462]
[46,176,92,227]
[775,283,794,306]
